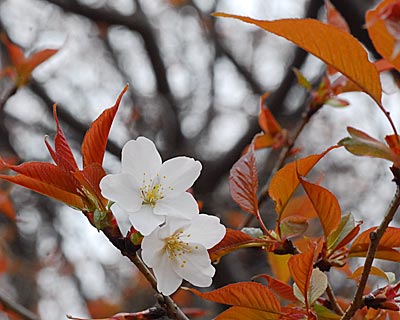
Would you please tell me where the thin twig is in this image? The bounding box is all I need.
[326,282,344,315]
[341,185,400,320]
[0,291,39,320]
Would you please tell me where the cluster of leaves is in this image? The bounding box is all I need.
[2,0,400,319]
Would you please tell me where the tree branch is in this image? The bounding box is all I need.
[0,291,39,320]
[341,184,400,320]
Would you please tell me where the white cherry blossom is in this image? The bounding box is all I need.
[100,137,202,235]
[141,214,226,295]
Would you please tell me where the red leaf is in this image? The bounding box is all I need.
[81,85,128,167]
[213,13,382,104]
[46,105,79,173]
[187,282,281,313]
[298,178,341,238]
[269,146,336,224]
[288,244,316,308]
[208,229,272,262]
[229,143,259,215]
[349,226,400,261]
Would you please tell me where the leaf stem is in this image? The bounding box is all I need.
[341,184,400,320]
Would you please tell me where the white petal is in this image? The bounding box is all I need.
[129,205,165,236]
[158,157,201,195]
[100,173,142,212]
[110,204,131,236]
[153,252,183,295]
[172,244,215,287]
[121,137,162,185]
[154,192,198,219]
[185,214,226,249]
[158,217,192,239]
[141,229,165,267]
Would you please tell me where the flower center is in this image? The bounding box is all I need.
[165,230,198,268]
[140,181,164,207]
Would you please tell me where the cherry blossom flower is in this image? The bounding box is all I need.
[141,214,226,295]
[100,137,202,235]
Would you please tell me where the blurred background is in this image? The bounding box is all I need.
[1,0,399,319]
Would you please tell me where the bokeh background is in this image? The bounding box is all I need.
[1,0,400,319]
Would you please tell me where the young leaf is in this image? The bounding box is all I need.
[349,226,400,261]
[327,213,361,252]
[213,13,382,104]
[208,229,272,262]
[269,146,336,221]
[279,215,308,239]
[293,269,328,305]
[298,177,341,238]
[313,304,341,320]
[81,85,128,167]
[338,127,394,162]
[229,143,259,215]
[187,282,281,313]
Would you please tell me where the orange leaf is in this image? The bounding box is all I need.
[280,195,318,221]
[288,244,316,308]
[350,266,393,283]
[298,178,341,237]
[349,226,400,262]
[229,143,259,215]
[20,49,58,76]
[269,146,336,223]
[208,229,271,262]
[1,33,24,68]
[213,13,382,104]
[187,282,281,314]
[81,85,128,167]
[366,0,400,72]
[216,306,278,320]
[266,252,291,284]
[258,93,282,140]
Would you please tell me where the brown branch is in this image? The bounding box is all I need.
[326,282,344,316]
[341,184,400,320]
[0,291,39,320]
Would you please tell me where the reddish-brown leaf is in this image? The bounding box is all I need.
[81,85,128,167]
[213,13,382,104]
[326,0,350,34]
[216,306,278,320]
[188,282,281,313]
[349,226,400,262]
[1,161,79,194]
[0,189,15,221]
[298,178,341,238]
[0,173,84,209]
[1,33,24,67]
[253,274,297,302]
[229,143,259,215]
[208,229,271,262]
[280,195,318,221]
[288,244,316,308]
[46,105,79,173]
[21,49,58,75]
[269,146,336,222]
